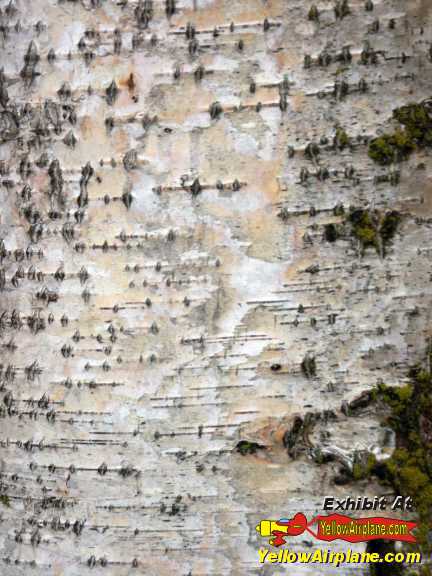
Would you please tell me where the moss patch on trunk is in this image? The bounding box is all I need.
[324,208,401,255]
[365,364,432,573]
[369,102,432,165]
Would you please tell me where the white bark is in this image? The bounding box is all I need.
[0,0,430,573]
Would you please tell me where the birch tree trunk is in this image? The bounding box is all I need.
[0,0,431,574]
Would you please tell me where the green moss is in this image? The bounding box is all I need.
[368,131,415,165]
[400,465,429,492]
[335,66,348,76]
[372,365,432,562]
[369,101,432,164]
[352,462,363,480]
[343,208,401,255]
[414,369,431,385]
[236,440,266,456]
[393,103,432,146]
[0,494,10,507]
[338,354,432,573]
[355,225,377,246]
[334,127,350,150]
[349,209,379,251]
[392,129,415,152]
[308,5,319,21]
[376,382,412,415]
[368,135,394,165]
[352,453,377,480]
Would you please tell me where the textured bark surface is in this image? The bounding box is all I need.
[0,0,431,574]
